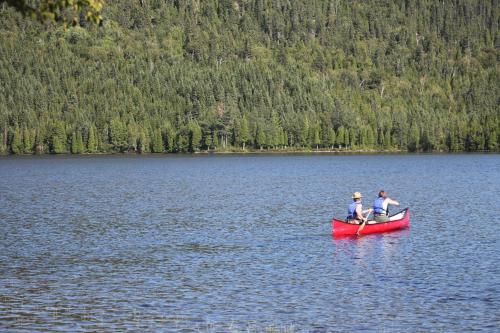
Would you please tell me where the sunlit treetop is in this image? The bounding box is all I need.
[1,0,104,26]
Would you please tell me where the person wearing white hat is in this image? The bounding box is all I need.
[346,192,372,225]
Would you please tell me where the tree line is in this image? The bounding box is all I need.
[0,0,498,154]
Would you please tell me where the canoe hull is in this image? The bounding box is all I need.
[332,208,410,237]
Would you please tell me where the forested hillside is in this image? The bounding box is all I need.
[0,0,498,154]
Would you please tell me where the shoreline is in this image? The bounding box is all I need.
[0,149,497,157]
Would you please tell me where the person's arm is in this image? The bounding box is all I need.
[356,205,368,235]
[356,205,368,221]
[386,198,399,206]
[363,207,373,215]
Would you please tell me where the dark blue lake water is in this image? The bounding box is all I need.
[0,154,499,332]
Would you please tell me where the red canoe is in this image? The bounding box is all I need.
[332,208,410,237]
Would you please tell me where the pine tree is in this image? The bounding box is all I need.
[23,127,33,154]
[384,130,391,149]
[256,126,265,150]
[11,127,23,154]
[366,126,375,148]
[0,126,6,154]
[349,129,356,148]
[87,126,98,153]
[313,127,321,149]
[327,128,336,149]
[269,112,281,148]
[240,116,250,149]
[175,130,188,152]
[163,125,175,152]
[127,124,138,152]
[189,122,202,152]
[71,132,78,154]
[110,118,128,152]
[300,117,310,148]
[344,128,350,148]
[71,131,84,154]
[138,129,149,153]
[152,128,164,153]
[336,126,345,148]
[34,128,45,154]
[485,119,497,151]
[51,122,66,154]
[408,124,420,152]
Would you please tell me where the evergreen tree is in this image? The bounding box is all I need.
[11,127,23,154]
[175,130,189,152]
[300,117,310,148]
[34,128,46,154]
[344,128,350,148]
[76,131,84,154]
[337,126,345,148]
[283,131,289,147]
[327,128,336,149]
[0,0,496,154]
[152,128,164,153]
[71,131,84,154]
[240,116,250,149]
[256,126,265,150]
[110,118,128,152]
[0,127,7,154]
[384,130,391,149]
[349,129,356,148]
[22,127,33,154]
[51,122,67,154]
[485,119,497,151]
[138,129,149,153]
[189,122,202,152]
[366,126,375,149]
[87,126,98,153]
[408,124,420,152]
[313,127,321,149]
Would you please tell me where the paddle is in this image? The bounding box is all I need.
[356,210,372,236]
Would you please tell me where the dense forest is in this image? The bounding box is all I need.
[0,0,498,154]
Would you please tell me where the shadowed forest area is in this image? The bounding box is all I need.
[0,0,498,154]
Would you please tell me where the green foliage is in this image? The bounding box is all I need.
[313,127,321,149]
[87,125,98,153]
[0,0,498,154]
[175,130,188,152]
[11,126,23,154]
[255,125,265,149]
[22,127,33,153]
[2,0,104,26]
[51,122,67,154]
[151,128,164,153]
[336,127,346,148]
[349,129,357,149]
[408,124,420,152]
[71,131,84,154]
[138,129,149,153]
[110,118,128,152]
[239,116,250,149]
[326,128,336,149]
[189,122,202,152]
[0,127,7,155]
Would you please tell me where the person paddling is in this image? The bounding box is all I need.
[372,190,400,222]
[346,192,372,226]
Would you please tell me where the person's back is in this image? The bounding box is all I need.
[347,201,361,222]
[372,190,399,222]
[346,192,369,224]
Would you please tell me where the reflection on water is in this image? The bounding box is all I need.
[0,154,499,332]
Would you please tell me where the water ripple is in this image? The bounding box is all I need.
[0,154,499,332]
